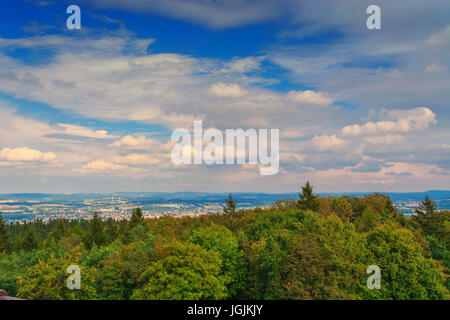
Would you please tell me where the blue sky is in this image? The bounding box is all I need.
[0,0,449,193]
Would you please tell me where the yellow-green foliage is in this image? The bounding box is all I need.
[1,191,449,300]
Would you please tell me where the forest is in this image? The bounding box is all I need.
[0,182,449,300]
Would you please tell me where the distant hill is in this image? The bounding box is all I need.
[1,190,449,202]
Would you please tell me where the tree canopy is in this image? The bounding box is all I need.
[1,188,449,300]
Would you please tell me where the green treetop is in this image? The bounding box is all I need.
[0,215,11,253]
[298,181,320,212]
[413,196,439,236]
[85,212,106,248]
[223,194,237,215]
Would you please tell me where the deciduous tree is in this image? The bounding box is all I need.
[131,241,227,300]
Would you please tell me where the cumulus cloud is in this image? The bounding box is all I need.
[428,25,450,47]
[288,90,333,106]
[312,134,348,151]
[341,107,436,136]
[110,135,152,148]
[112,154,161,165]
[281,128,308,139]
[425,62,448,72]
[351,161,388,173]
[0,147,55,162]
[208,82,247,98]
[82,159,126,171]
[57,124,118,139]
[109,135,173,151]
[0,34,285,130]
[364,134,405,145]
[1,2,449,192]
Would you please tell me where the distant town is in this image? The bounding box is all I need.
[0,191,449,223]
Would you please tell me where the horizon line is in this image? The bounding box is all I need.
[0,190,449,196]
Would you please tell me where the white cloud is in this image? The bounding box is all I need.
[226,57,264,73]
[109,135,173,151]
[428,25,450,47]
[112,153,161,165]
[0,33,345,132]
[0,34,155,56]
[341,107,436,136]
[110,135,152,148]
[0,147,55,162]
[288,90,332,106]
[57,124,118,139]
[1,6,449,192]
[0,103,53,146]
[312,134,348,151]
[364,134,405,145]
[81,0,285,29]
[425,62,448,72]
[82,159,127,171]
[281,128,308,139]
[208,82,247,98]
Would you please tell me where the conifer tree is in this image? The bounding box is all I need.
[22,227,40,251]
[49,218,70,242]
[0,215,11,253]
[129,207,144,229]
[298,181,320,212]
[223,194,237,215]
[413,196,439,236]
[86,212,105,248]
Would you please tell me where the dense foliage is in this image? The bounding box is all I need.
[0,185,449,300]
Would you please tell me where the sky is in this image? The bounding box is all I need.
[0,0,449,193]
